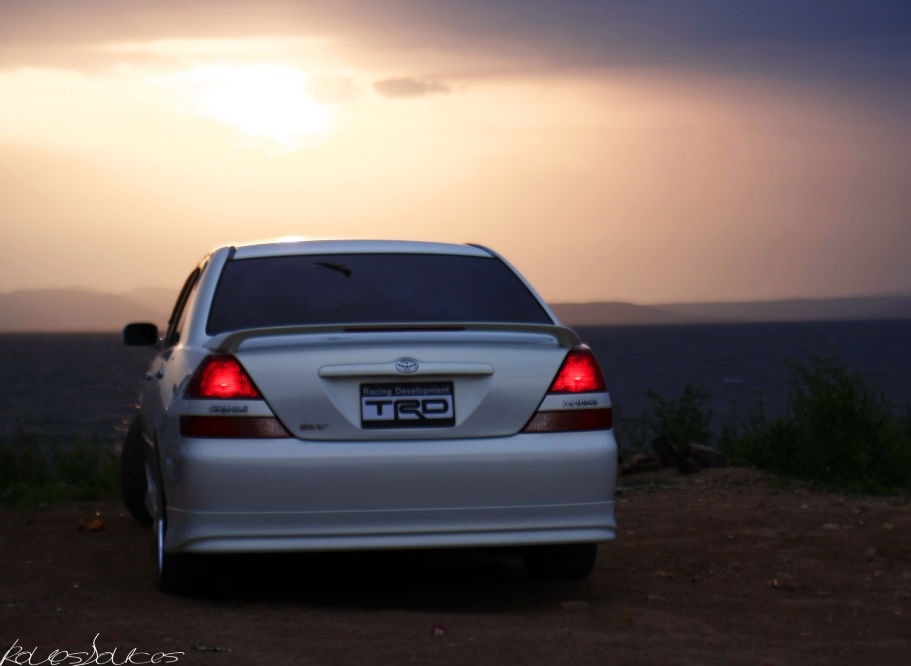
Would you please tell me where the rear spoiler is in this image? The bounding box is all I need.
[205,322,582,354]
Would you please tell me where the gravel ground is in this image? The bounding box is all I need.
[2,467,909,666]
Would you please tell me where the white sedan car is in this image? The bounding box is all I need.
[122,239,618,593]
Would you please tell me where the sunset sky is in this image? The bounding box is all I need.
[1,0,909,304]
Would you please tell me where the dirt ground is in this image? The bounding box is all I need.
[2,468,909,666]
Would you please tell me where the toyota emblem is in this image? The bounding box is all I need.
[394,357,419,374]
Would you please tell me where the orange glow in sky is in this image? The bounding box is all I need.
[1,2,909,304]
[167,64,333,149]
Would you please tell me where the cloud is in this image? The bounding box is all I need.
[2,0,910,304]
[372,77,450,98]
[1,0,908,102]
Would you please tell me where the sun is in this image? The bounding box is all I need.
[178,64,332,149]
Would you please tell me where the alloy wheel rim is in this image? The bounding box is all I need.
[155,516,165,578]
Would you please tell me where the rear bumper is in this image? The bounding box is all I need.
[168,505,616,554]
[161,430,618,554]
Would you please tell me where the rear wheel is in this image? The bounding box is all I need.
[120,416,152,524]
[524,543,598,580]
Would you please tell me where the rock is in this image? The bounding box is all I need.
[651,437,680,467]
[650,437,728,474]
[677,457,701,475]
[687,443,729,468]
[619,453,662,476]
[77,517,105,532]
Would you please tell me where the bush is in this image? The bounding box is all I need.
[0,425,119,506]
[750,357,911,493]
[644,384,714,445]
[635,357,911,493]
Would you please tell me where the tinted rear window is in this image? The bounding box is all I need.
[207,253,552,334]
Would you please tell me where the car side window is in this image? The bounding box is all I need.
[164,268,202,348]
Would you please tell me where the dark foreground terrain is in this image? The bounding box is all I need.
[2,468,909,666]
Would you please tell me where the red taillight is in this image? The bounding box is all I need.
[181,356,286,438]
[549,348,605,393]
[522,346,611,433]
[187,356,261,399]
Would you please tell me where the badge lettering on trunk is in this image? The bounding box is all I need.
[361,382,455,428]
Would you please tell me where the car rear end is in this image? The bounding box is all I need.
[158,241,618,577]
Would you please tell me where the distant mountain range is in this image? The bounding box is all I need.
[551,295,911,326]
[0,288,909,332]
[0,288,174,333]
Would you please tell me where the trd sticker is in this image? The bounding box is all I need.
[360,382,455,428]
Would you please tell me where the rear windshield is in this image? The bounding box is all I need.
[206,253,552,334]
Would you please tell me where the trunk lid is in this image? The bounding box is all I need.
[206,324,578,440]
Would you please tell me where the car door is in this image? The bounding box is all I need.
[140,267,202,442]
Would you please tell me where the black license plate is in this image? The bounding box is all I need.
[360,382,455,428]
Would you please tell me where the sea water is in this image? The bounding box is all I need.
[1,320,909,448]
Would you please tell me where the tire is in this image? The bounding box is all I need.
[524,543,598,581]
[120,416,152,524]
